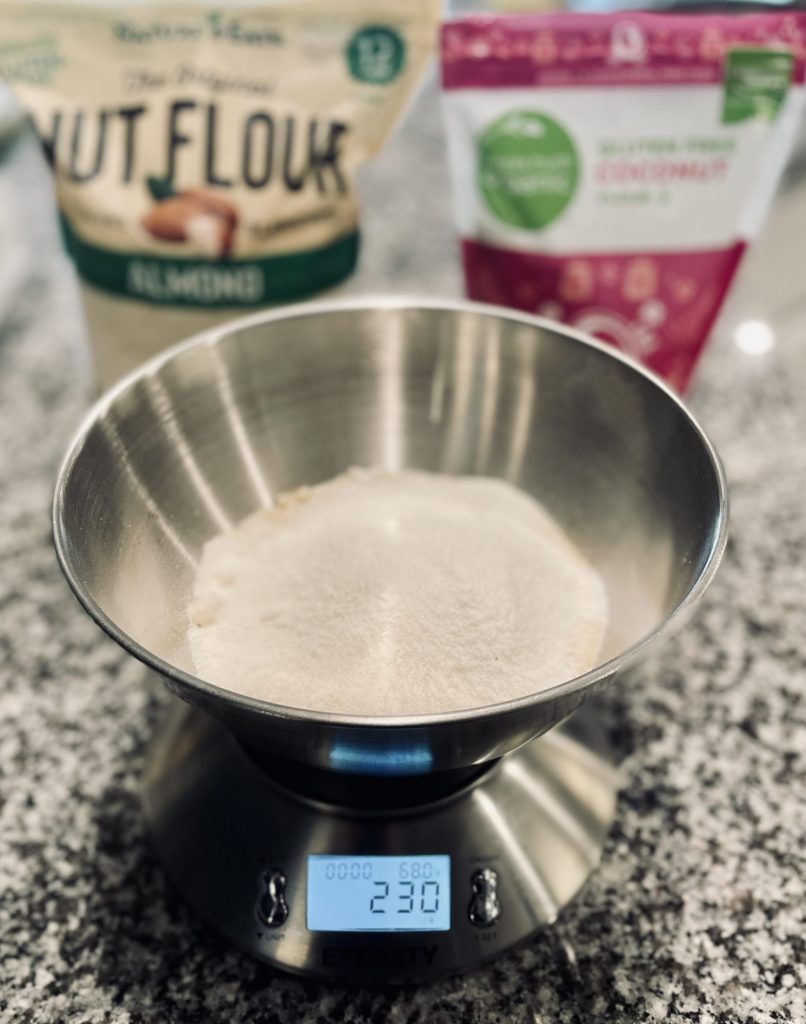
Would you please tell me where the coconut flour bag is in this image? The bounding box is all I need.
[441,12,806,389]
[0,0,439,386]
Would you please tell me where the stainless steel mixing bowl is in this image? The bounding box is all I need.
[53,298,727,774]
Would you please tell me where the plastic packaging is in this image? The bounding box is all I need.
[0,0,439,385]
[441,12,806,389]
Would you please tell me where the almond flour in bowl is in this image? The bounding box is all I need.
[188,469,609,717]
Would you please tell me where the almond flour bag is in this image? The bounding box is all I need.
[441,12,806,390]
[0,0,439,386]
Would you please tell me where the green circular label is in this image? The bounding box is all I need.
[478,112,579,230]
[346,25,405,84]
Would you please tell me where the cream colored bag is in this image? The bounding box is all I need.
[0,0,439,384]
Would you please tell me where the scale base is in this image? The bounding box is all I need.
[144,703,617,984]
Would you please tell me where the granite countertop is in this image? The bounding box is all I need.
[1,78,805,1024]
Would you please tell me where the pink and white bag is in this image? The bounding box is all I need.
[441,12,806,389]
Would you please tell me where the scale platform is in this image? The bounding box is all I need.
[144,701,618,984]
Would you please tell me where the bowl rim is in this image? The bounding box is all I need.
[52,296,729,730]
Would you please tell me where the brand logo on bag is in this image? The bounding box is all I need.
[113,15,282,47]
[610,22,647,64]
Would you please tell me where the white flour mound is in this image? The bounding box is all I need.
[188,469,609,716]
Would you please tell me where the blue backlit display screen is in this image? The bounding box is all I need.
[307,855,451,932]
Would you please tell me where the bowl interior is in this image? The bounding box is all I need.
[53,302,725,756]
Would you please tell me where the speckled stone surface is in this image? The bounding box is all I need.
[1,78,805,1024]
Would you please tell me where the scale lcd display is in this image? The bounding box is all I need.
[307,855,450,932]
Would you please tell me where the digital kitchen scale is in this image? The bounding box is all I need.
[144,699,617,983]
[53,299,727,985]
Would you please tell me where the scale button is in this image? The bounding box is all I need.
[468,868,501,927]
[257,867,289,927]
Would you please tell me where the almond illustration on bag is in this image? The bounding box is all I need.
[141,181,238,259]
